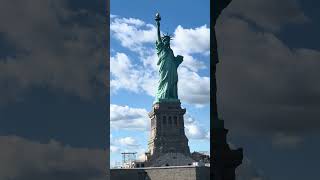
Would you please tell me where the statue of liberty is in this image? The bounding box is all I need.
[154,13,183,104]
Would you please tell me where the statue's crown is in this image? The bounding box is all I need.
[162,33,173,40]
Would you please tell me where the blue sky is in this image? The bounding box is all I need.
[110,0,210,167]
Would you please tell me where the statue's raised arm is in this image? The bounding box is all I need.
[155,13,161,43]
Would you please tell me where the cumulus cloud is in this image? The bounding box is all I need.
[110,52,158,96]
[0,136,107,180]
[236,157,267,180]
[0,0,106,104]
[110,53,145,93]
[110,104,149,131]
[110,16,156,54]
[225,0,310,31]
[178,67,210,106]
[184,114,209,140]
[118,137,140,147]
[215,5,320,137]
[272,133,303,148]
[172,25,210,55]
[112,136,145,157]
[110,145,120,153]
[110,135,146,166]
[110,16,210,106]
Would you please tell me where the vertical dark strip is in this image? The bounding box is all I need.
[106,0,111,179]
[210,0,217,179]
[211,1,243,179]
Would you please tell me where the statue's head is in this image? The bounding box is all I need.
[162,34,172,47]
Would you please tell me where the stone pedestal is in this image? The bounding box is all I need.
[146,102,192,166]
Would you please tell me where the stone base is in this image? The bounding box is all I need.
[146,101,191,167]
[111,166,210,180]
[146,153,194,167]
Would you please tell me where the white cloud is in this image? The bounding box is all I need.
[110,52,158,96]
[171,25,210,72]
[272,133,303,148]
[137,152,147,161]
[110,145,120,153]
[0,136,107,180]
[110,53,142,93]
[179,54,207,72]
[116,17,145,27]
[118,137,139,147]
[184,114,209,140]
[110,17,156,54]
[215,13,320,135]
[206,131,210,139]
[225,0,310,32]
[172,25,210,55]
[110,104,149,131]
[185,123,207,139]
[236,157,267,180]
[178,67,210,106]
[110,14,118,19]
[0,0,106,103]
[111,135,146,163]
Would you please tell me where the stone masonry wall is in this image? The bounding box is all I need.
[110,166,210,180]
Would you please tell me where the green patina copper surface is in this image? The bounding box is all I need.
[154,13,183,104]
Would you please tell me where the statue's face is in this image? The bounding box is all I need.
[163,37,170,46]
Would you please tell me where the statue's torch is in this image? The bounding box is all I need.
[155,12,161,22]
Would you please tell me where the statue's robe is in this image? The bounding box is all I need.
[155,40,183,103]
